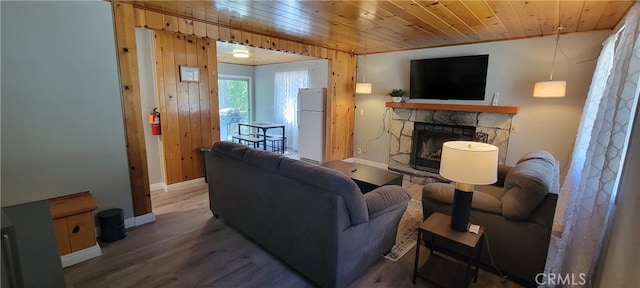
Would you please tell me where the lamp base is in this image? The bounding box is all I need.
[450,188,473,232]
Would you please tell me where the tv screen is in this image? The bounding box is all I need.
[410,55,489,100]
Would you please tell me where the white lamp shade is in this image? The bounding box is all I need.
[533,80,566,98]
[439,141,499,185]
[355,82,372,94]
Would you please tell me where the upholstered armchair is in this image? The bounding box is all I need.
[422,151,559,286]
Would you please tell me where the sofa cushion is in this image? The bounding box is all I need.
[242,147,283,172]
[278,158,369,225]
[501,151,555,220]
[364,185,410,217]
[212,141,248,160]
[475,184,504,200]
[423,182,502,214]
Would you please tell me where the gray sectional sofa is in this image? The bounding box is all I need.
[422,151,559,287]
[204,141,410,288]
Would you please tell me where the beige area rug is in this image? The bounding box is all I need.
[384,199,423,262]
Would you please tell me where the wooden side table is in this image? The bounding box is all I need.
[412,212,484,287]
[49,191,98,256]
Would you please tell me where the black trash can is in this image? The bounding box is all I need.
[98,208,126,242]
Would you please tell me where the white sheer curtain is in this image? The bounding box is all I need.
[550,3,640,286]
[274,70,308,151]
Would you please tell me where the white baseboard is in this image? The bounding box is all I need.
[134,213,156,226]
[124,212,156,229]
[124,217,135,229]
[60,243,101,268]
[150,182,167,191]
[166,177,206,192]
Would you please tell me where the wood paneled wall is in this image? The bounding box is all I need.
[327,50,356,161]
[132,5,356,162]
[112,2,356,215]
[154,30,219,184]
[112,2,151,216]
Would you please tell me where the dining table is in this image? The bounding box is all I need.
[237,122,285,151]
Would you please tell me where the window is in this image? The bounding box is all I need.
[274,70,309,150]
[218,75,251,141]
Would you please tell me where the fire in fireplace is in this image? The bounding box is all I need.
[410,123,487,173]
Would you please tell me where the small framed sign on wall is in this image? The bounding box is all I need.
[179,66,199,82]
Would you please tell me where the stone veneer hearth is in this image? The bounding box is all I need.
[388,108,514,184]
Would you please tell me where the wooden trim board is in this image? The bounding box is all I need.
[112,2,152,216]
[385,102,518,114]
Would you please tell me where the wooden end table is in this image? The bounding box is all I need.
[412,212,484,287]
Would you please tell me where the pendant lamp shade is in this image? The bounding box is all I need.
[356,83,372,94]
[356,49,372,94]
[534,27,566,98]
[533,80,567,98]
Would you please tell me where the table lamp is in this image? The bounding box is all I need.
[439,141,498,232]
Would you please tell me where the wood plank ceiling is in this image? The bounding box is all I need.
[216,41,317,65]
[128,0,634,57]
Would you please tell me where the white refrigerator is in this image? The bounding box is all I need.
[298,88,326,163]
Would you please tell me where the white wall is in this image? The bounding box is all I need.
[1,2,134,218]
[219,62,256,77]
[254,59,329,122]
[354,30,610,177]
[136,28,165,185]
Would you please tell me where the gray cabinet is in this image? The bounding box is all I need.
[2,210,23,288]
[1,201,66,288]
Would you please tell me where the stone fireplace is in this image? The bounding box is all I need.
[410,123,480,173]
[388,104,516,183]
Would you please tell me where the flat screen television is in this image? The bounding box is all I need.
[410,54,489,100]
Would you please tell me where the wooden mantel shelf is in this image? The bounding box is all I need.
[385,102,518,114]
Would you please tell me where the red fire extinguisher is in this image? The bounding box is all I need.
[149,108,161,135]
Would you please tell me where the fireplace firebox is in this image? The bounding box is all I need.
[410,123,487,173]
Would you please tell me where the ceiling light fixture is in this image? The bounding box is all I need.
[232,49,250,58]
[533,27,566,98]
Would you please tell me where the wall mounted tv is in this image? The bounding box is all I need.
[410,54,489,100]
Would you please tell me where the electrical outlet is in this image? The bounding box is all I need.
[511,123,519,133]
[357,148,362,155]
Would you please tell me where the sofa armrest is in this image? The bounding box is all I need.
[527,193,558,227]
[364,185,410,217]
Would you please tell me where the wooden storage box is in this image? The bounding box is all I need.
[49,191,97,256]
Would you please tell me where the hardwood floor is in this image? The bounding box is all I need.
[64,179,521,288]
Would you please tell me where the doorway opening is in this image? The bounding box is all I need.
[218,75,251,141]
